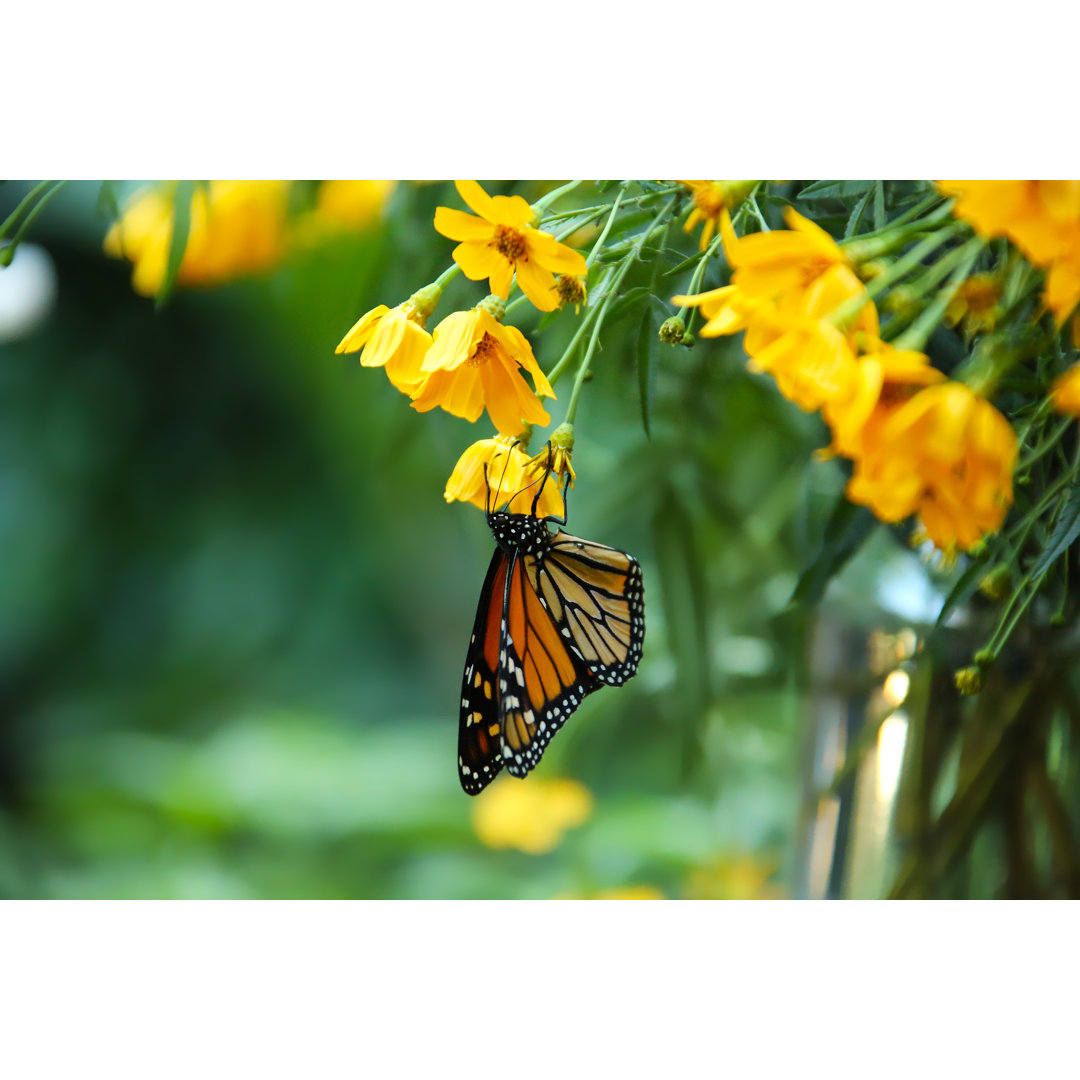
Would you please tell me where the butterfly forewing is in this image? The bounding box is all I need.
[457,548,509,794]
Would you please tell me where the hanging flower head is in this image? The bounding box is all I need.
[335,284,440,395]
[410,295,555,436]
[679,180,757,250]
[444,434,565,518]
[434,181,588,312]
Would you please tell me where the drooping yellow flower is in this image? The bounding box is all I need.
[104,181,290,297]
[679,181,756,250]
[1051,362,1080,417]
[434,181,588,312]
[411,299,555,436]
[525,422,576,492]
[335,298,433,395]
[471,776,592,854]
[671,284,764,339]
[944,273,1002,336]
[823,342,946,459]
[744,264,876,413]
[1044,251,1080,326]
[846,381,1017,552]
[444,434,565,518]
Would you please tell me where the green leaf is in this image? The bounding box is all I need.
[797,180,876,201]
[791,497,879,607]
[844,187,874,238]
[96,180,121,221]
[934,557,987,629]
[155,180,195,311]
[874,180,886,230]
[1029,480,1080,580]
[636,307,658,440]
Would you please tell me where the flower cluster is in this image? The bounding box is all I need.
[941,181,1080,326]
[337,181,589,510]
[104,180,392,296]
[674,207,1017,553]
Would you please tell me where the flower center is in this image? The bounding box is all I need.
[493,224,527,262]
[468,334,497,367]
[694,183,727,216]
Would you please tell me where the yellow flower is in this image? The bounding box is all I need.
[823,342,946,459]
[434,181,588,312]
[554,274,588,313]
[335,299,432,395]
[525,422,576,491]
[1051,362,1080,417]
[846,381,1017,552]
[680,181,756,250]
[411,301,555,435]
[444,434,565,518]
[744,264,876,414]
[940,180,1080,265]
[104,181,290,296]
[721,205,849,301]
[314,180,394,228]
[944,273,1001,335]
[941,181,1080,324]
[553,885,666,900]
[684,855,783,900]
[671,284,764,339]
[1044,250,1080,325]
[471,776,592,854]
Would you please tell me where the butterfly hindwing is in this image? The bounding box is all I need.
[457,548,509,794]
[535,531,645,688]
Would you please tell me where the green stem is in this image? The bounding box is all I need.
[532,179,584,217]
[0,180,54,240]
[544,268,615,388]
[892,238,986,352]
[841,200,956,263]
[829,224,965,330]
[585,188,626,270]
[432,263,462,291]
[0,181,67,266]
[563,201,675,425]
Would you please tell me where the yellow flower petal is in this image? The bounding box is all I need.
[434,206,493,242]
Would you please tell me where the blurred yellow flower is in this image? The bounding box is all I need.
[944,273,1001,335]
[685,855,783,900]
[104,181,290,297]
[445,434,565,518]
[471,777,592,854]
[679,181,756,250]
[941,181,1080,324]
[846,381,1017,552]
[823,341,945,459]
[673,216,876,417]
[553,885,666,900]
[411,302,555,435]
[525,424,576,492]
[1051,362,1080,417]
[335,299,432,395]
[434,181,588,312]
[940,180,1080,265]
[314,180,394,229]
[721,204,849,300]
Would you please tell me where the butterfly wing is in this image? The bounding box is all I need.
[537,531,645,687]
[498,530,645,779]
[458,548,510,794]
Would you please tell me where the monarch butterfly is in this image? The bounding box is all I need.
[457,447,645,794]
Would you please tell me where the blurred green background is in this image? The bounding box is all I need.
[0,179,895,899]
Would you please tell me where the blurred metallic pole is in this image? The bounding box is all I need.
[791,609,867,899]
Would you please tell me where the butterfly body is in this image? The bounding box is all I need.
[458,506,644,795]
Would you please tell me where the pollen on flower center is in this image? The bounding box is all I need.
[493,224,527,263]
[468,334,497,367]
